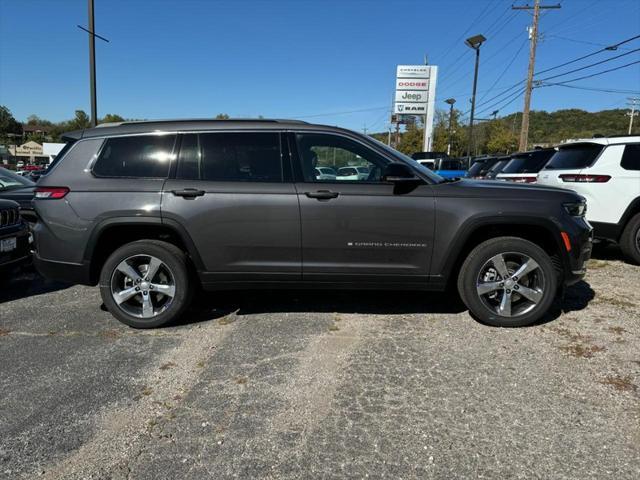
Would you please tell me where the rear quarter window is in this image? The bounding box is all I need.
[621,144,640,171]
[544,144,603,170]
[93,134,176,178]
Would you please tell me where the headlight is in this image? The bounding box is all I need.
[563,201,587,217]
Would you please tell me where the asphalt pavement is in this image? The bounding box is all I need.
[1,247,638,479]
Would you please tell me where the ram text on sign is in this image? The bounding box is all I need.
[394,103,427,114]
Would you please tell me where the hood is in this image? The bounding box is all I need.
[433,178,583,202]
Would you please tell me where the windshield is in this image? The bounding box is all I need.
[544,143,603,170]
[0,167,35,191]
[370,138,445,183]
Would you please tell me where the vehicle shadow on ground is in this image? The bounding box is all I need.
[0,268,70,304]
[178,280,596,328]
[590,243,629,262]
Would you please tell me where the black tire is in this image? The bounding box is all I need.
[99,240,193,328]
[457,236,558,327]
[619,213,640,265]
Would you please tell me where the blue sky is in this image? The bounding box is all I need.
[1,0,639,132]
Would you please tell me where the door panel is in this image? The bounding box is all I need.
[297,182,435,280]
[291,131,435,282]
[161,181,301,279]
[162,132,301,281]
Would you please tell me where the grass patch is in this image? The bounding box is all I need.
[235,376,248,385]
[0,328,9,337]
[328,324,340,332]
[218,316,235,325]
[607,326,627,335]
[560,344,605,358]
[600,375,637,393]
[141,386,153,396]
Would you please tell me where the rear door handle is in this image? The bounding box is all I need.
[172,188,205,198]
[305,190,339,200]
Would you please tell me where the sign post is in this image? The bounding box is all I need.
[394,65,438,152]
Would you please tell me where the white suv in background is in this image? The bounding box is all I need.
[537,136,640,264]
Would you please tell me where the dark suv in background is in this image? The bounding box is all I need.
[33,119,592,328]
[0,199,31,277]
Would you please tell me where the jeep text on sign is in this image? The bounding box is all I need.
[395,90,429,103]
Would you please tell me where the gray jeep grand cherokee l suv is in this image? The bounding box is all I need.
[32,119,592,328]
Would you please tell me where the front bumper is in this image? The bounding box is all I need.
[0,223,32,272]
[562,217,593,286]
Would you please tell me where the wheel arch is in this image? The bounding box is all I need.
[438,216,566,287]
[84,217,205,285]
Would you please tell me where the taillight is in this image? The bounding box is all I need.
[559,174,611,183]
[506,176,536,183]
[34,187,70,199]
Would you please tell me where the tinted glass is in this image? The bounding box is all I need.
[621,144,640,171]
[176,134,200,179]
[296,133,390,182]
[439,159,463,170]
[0,167,35,190]
[368,137,444,183]
[198,132,282,182]
[501,152,553,174]
[544,144,603,170]
[94,135,175,178]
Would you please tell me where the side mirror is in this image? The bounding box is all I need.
[382,162,420,183]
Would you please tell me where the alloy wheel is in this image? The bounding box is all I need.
[110,255,176,319]
[475,252,546,317]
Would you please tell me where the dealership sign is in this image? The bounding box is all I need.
[394,64,438,151]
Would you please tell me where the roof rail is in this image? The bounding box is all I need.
[99,118,309,127]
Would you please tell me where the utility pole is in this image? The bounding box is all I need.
[513,1,561,151]
[627,97,639,134]
[88,0,97,127]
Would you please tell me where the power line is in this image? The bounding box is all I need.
[539,83,640,95]
[478,37,528,103]
[476,86,527,117]
[536,47,640,82]
[545,34,636,51]
[293,106,387,119]
[534,34,640,76]
[541,59,640,86]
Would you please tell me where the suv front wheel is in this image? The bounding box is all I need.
[99,240,193,328]
[457,237,558,327]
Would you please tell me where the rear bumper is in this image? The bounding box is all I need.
[33,252,93,285]
[589,221,622,242]
[0,223,31,272]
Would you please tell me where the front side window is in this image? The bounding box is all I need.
[296,133,389,183]
[621,144,640,171]
[93,134,176,178]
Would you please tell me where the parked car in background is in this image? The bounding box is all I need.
[496,148,556,184]
[0,199,31,278]
[33,118,592,329]
[413,154,466,179]
[483,156,511,180]
[537,136,640,263]
[0,167,36,222]
[465,156,503,179]
[26,169,47,182]
[314,167,337,180]
[336,166,369,180]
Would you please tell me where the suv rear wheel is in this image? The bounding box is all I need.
[620,213,640,265]
[457,237,558,327]
[99,240,193,328]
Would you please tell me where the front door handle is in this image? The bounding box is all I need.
[172,188,205,198]
[305,190,339,200]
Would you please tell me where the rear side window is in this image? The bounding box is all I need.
[621,144,640,171]
[178,132,282,182]
[93,135,176,178]
[544,144,603,170]
[501,152,552,174]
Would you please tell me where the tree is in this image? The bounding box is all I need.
[67,110,91,130]
[0,106,22,142]
[100,113,125,123]
[485,120,518,154]
[397,120,423,156]
[215,113,230,120]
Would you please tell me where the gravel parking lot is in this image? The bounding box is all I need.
[1,246,638,480]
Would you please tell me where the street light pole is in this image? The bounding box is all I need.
[88,0,97,127]
[445,98,456,156]
[465,34,486,165]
